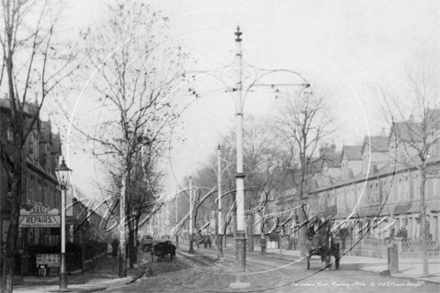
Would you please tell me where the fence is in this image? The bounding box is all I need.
[26,240,107,276]
[344,236,440,258]
[401,238,440,252]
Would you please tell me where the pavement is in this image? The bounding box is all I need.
[263,247,440,284]
[11,245,440,292]
[12,255,143,293]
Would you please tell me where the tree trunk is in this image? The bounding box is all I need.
[248,214,254,252]
[128,220,134,269]
[133,217,139,264]
[298,206,308,257]
[420,164,429,276]
[118,171,128,278]
[298,154,308,258]
[259,211,266,255]
[1,151,23,293]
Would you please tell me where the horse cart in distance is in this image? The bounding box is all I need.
[141,235,176,262]
[306,234,340,270]
[305,216,341,270]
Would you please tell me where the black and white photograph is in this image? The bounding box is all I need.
[0,1,439,292]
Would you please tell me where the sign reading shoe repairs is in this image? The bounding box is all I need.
[19,205,60,228]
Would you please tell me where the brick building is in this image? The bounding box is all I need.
[0,98,63,253]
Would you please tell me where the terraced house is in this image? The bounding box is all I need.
[276,111,440,257]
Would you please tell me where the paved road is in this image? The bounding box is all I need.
[105,246,439,293]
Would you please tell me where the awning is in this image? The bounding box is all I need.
[355,207,382,218]
[379,205,396,216]
[393,202,412,215]
[407,202,421,214]
[429,201,440,213]
[335,209,351,220]
[406,200,440,213]
[324,205,337,218]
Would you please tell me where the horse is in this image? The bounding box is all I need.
[141,236,176,262]
[316,220,340,270]
[151,240,176,262]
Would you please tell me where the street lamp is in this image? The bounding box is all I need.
[231,26,251,289]
[188,177,195,253]
[55,157,72,290]
[217,145,223,258]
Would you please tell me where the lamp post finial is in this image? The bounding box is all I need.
[235,26,242,42]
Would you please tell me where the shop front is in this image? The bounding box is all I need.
[19,205,63,276]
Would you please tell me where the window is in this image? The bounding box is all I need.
[434,178,440,197]
[33,133,38,161]
[427,179,433,199]
[398,178,403,201]
[374,183,379,203]
[343,189,347,209]
[392,178,398,202]
[404,176,410,200]
[414,174,420,199]
[362,186,367,205]
[368,183,371,204]
[28,136,34,156]
[348,187,352,208]
[7,127,14,141]
[29,175,35,202]
[37,179,42,203]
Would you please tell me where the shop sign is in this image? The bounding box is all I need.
[19,205,60,228]
[19,215,60,227]
[36,254,60,267]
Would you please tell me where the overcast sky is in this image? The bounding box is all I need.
[61,0,440,197]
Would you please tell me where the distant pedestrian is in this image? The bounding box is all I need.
[111,239,119,257]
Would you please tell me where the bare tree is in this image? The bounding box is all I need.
[275,90,334,257]
[189,115,289,251]
[127,150,159,267]
[0,1,75,291]
[73,1,190,277]
[378,60,440,276]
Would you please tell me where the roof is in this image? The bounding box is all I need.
[327,152,342,168]
[364,135,389,152]
[390,109,440,143]
[342,145,363,160]
[307,157,325,174]
[39,120,52,143]
[307,151,341,173]
[0,97,37,115]
[392,122,422,143]
[308,155,440,194]
[427,109,440,125]
[51,133,61,153]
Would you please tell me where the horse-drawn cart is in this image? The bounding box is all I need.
[305,236,321,269]
[305,235,341,270]
[141,235,176,261]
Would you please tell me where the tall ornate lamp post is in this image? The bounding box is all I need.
[55,157,72,290]
[230,26,251,289]
[217,145,223,258]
